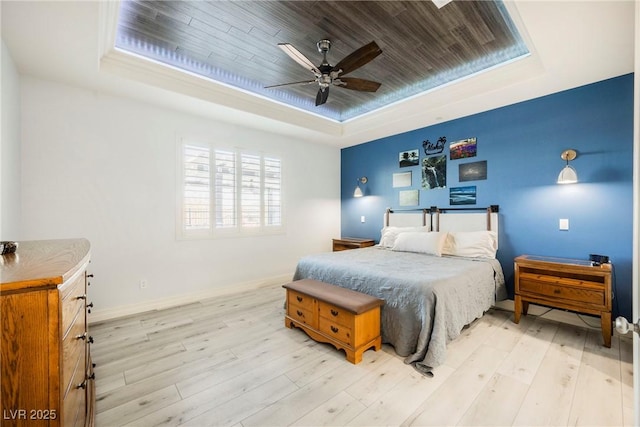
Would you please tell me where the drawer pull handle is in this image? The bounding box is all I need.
[77,381,87,390]
[330,326,339,333]
[331,309,339,317]
[76,294,87,300]
[87,302,94,314]
[296,310,304,317]
[76,332,87,341]
[296,296,303,302]
[87,373,96,381]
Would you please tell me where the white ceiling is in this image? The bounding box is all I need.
[1,1,635,148]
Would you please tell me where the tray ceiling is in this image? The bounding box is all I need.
[115,0,529,122]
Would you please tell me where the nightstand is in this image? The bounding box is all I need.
[332,237,375,252]
[514,254,613,347]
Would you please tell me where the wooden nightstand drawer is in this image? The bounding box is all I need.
[518,274,605,306]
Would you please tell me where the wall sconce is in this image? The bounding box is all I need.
[557,149,578,184]
[353,177,368,197]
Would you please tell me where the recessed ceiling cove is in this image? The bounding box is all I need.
[115,0,529,122]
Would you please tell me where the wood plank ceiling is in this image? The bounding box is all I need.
[115,1,528,121]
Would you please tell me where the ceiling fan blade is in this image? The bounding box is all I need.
[315,87,329,106]
[337,77,381,92]
[264,80,316,89]
[333,41,382,76]
[278,43,321,75]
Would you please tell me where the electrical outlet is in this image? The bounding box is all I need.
[140,279,148,289]
[559,218,569,230]
[361,216,366,223]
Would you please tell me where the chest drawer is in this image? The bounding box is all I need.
[287,290,315,312]
[286,305,316,328]
[318,301,353,327]
[318,317,353,345]
[519,275,604,306]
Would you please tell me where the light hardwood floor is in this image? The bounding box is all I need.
[91,283,634,426]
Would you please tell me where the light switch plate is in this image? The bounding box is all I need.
[361,216,366,223]
[559,218,569,230]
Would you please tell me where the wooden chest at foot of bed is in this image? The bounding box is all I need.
[283,279,384,364]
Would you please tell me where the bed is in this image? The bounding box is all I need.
[292,206,506,374]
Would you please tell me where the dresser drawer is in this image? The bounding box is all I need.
[287,290,315,311]
[319,317,353,345]
[61,274,86,336]
[287,305,316,328]
[318,301,353,327]
[62,309,86,398]
[63,354,87,427]
[519,276,605,306]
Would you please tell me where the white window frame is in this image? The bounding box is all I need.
[177,138,284,239]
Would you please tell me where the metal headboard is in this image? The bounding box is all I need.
[385,205,499,231]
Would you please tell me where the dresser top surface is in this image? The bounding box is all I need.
[1,238,91,291]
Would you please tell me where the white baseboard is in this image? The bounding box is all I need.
[88,273,292,324]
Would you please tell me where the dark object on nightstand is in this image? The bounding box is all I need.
[0,241,18,255]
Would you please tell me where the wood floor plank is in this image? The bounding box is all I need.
[347,365,455,426]
[495,317,559,385]
[178,375,299,426]
[344,348,409,407]
[241,354,385,426]
[443,308,511,369]
[96,385,182,426]
[457,373,529,426]
[402,344,508,426]
[511,323,586,426]
[568,330,625,426]
[292,390,368,426]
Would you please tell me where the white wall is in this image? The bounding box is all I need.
[1,39,22,239]
[20,77,341,320]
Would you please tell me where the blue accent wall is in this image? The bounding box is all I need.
[341,74,634,319]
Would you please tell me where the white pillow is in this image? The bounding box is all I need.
[379,226,430,248]
[442,231,498,259]
[391,231,448,256]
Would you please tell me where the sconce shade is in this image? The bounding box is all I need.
[353,176,368,197]
[557,165,578,184]
[557,149,578,184]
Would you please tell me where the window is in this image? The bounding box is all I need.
[179,140,283,238]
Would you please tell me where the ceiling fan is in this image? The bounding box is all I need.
[266,39,383,106]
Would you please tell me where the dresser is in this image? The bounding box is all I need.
[514,254,612,347]
[1,239,95,426]
[283,279,384,364]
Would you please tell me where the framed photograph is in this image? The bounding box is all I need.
[399,149,420,167]
[450,186,477,205]
[421,155,447,190]
[393,171,412,188]
[459,160,487,182]
[399,190,419,206]
[450,137,477,160]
